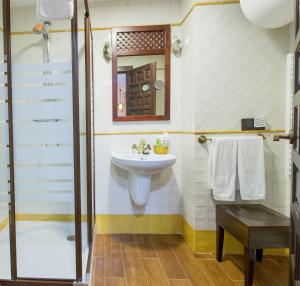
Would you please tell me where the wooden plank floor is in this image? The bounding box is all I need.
[91,234,289,286]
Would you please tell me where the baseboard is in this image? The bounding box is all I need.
[95,214,182,234]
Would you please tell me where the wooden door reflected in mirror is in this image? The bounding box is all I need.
[112,25,170,121]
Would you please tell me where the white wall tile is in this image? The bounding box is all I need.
[6,2,291,231]
[180,4,290,230]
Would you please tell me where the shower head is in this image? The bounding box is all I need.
[33,23,44,34]
[33,21,51,63]
[33,21,51,40]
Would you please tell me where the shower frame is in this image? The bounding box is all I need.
[0,0,95,285]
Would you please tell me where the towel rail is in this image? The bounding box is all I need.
[198,134,266,144]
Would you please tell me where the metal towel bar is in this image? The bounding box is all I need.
[198,134,266,144]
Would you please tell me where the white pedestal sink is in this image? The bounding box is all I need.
[112,153,176,206]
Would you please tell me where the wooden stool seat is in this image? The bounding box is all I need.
[216,204,289,286]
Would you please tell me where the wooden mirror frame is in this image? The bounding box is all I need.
[112,25,171,121]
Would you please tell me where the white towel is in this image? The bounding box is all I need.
[37,0,74,21]
[208,137,238,201]
[237,137,266,200]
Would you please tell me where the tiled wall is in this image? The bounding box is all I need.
[89,0,181,27]
[180,3,290,229]
[92,19,183,216]
[7,2,183,218]
[95,135,182,215]
[3,1,291,232]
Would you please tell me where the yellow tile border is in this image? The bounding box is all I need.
[181,216,289,256]
[15,214,74,221]
[92,129,285,136]
[0,217,9,232]
[15,214,87,222]
[10,0,240,36]
[95,214,288,256]
[96,214,182,234]
[173,0,240,27]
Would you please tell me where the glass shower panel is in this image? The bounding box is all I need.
[0,0,11,279]
[79,19,88,276]
[79,14,96,278]
[88,18,96,246]
[11,3,76,279]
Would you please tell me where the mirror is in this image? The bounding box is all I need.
[112,25,170,121]
[117,55,165,117]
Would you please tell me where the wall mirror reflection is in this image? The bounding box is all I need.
[117,55,165,117]
[112,25,170,121]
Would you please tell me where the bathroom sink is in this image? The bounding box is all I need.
[112,153,176,175]
[111,153,176,206]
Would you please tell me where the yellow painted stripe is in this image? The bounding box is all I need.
[172,1,241,27]
[0,217,9,232]
[94,130,196,136]
[16,214,74,221]
[91,27,112,31]
[93,129,285,136]
[15,214,87,222]
[11,27,88,36]
[181,216,288,256]
[95,214,288,256]
[10,0,240,36]
[194,0,239,5]
[172,6,196,27]
[195,129,285,135]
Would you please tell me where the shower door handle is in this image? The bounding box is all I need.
[273,130,294,144]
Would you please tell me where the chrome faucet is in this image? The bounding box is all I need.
[132,139,151,155]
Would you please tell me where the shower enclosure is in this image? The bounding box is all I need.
[0,0,95,285]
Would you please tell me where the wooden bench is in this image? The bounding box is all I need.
[216,204,289,286]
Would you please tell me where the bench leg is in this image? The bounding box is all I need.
[216,224,224,262]
[256,249,263,262]
[244,247,255,286]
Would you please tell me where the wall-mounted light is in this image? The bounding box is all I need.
[172,36,182,57]
[240,0,293,29]
[103,41,112,62]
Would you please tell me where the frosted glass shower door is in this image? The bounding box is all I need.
[12,62,76,279]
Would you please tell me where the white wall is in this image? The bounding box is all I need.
[0,1,291,232]
[93,2,290,228]
[89,0,181,27]
[6,1,183,217]
[89,0,183,216]
[180,3,290,229]
[93,27,183,215]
